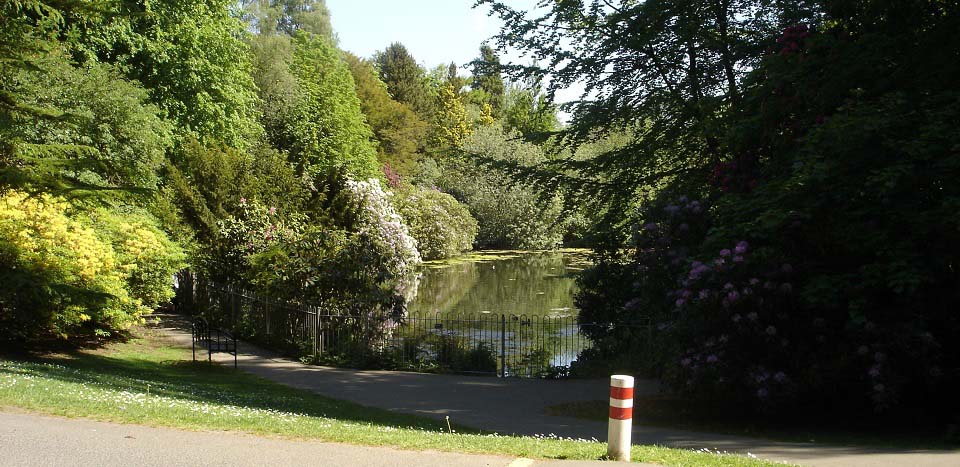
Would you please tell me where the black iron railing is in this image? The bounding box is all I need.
[174,273,648,378]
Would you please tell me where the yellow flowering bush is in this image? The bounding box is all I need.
[0,191,183,340]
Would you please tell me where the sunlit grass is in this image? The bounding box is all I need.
[0,329,793,466]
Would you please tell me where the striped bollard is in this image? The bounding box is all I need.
[607,374,634,461]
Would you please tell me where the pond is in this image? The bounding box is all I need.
[407,249,591,318]
[401,249,593,375]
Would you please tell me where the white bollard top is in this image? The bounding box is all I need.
[610,374,634,388]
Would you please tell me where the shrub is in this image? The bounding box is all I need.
[392,185,478,260]
[0,191,183,341]
[439,125,566,250]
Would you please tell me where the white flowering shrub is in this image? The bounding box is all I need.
[344,178,421,277]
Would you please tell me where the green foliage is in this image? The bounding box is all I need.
[0,191,184,341]
[441,126,566,249]
[241,0,333,37]
[5,53,172,190]
[161,139,305,244]
[502,82,558,137]
[432,83,471,149]
[374,43,436,119]
[393,186,478,260]
[469,45,505,115]
[569,1,960,417]
[285,33,379,178]
[344,53,427,176]
[247,177,421,317]
[72,0,263,148]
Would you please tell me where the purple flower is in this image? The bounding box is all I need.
[681,358,692,367]
[643,222,658,231]
[727,291,740,302]
[720,249,732,257]
[742,287,753,296]
[681,289,692,298]
[268,206,277,215]
[675,298,686,307]
[747,312,759,321]
[733,255,744,263]
[699,289,711,300]
[749,278,760,285]
[773,371,787,383]
[706,354,718,363]
[724,283,735,290]
[735,241,749,254]
[868,365,881,378]
[766,325,777,336]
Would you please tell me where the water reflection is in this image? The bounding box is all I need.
[407,250,588,318]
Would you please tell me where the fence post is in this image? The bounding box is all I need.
[499,314,506,377]
[607,374,634,462]
[314,306,320,358]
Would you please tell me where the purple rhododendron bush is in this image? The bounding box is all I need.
[575,12,960,421]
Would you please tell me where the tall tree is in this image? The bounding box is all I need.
[478,0,804,226]
[344,53,428,175]
[71,0,263,149]
[285,33,379,178]
[373,43,435,118]
[240,0,334,38]
[470,45,505,115]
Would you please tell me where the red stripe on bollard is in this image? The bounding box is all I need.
[610,386,634,400]
[609,406,633,420]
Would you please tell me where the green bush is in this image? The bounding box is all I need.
[0,191,184,341]
[392,185,477,260]
[439,125,566,250]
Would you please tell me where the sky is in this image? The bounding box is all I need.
[326,0,524,71]
[326,0,579,119]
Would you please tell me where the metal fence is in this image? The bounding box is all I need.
[175,273,644,378]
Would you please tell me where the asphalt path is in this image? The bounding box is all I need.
[0,411,630,467]
[147,314,960,467]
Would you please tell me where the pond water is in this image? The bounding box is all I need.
[406,249,590,318]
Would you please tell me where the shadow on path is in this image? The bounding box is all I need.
[156,313,960,467]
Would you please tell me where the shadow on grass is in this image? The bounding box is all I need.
[1,347,455,433]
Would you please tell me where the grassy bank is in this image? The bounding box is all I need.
[0,328,791,467]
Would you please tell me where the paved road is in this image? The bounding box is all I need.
[158,314,960,467]
[0,411,629,467]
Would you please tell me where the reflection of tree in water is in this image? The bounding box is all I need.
[406,251,581,317]
[406,262,479,314]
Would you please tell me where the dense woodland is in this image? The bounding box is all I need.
[2,0,959,423]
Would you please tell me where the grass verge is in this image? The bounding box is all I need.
[0,328,791,467]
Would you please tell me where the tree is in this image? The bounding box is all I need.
[344,53,428,175]
[432,83,471,149]
[502,81,559,137]
[479,0,799,231]
[374,43,435,118]
[283,33,379,178]
[71,0,263,149]
[470,45,505,115]
[441,125,566,250]
[240,0,334,38]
